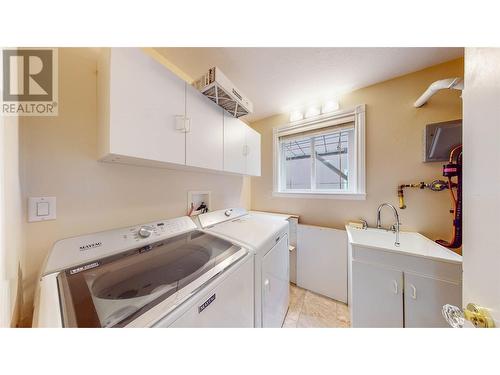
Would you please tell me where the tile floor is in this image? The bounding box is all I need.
[282,283,351,328]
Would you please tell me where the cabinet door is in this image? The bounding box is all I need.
[185,85,224,170]
[245,126,261,176]
[109,48,186,164]
[351,261,403,327]
[404,273,462,328]
[262,235,290,328]
[223,113,247,174]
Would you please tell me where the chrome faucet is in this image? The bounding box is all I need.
[376,203,401,247]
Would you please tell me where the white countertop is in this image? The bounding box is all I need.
[346,226,462,264]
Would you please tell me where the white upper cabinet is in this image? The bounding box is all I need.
[185,84,224,170]
[245,126,261,176]
[223,113,247,174]
[223,113,261,176]
[98,48,260,176]
[98,48,186,165]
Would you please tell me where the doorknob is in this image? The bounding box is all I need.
[442,303,495,328]
[463,303,495,328]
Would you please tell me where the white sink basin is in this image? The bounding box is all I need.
[345,226,462,264]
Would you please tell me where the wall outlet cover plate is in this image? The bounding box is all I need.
[28,196,56,222]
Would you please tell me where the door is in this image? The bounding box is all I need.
[185,85,224,170]
[262,235,290,328]
[351,261,403,328]
[460,48,500,327]
[245,126,261,176]
[223,113,247,174]
[109,48,186,164]
[404,273,462,328]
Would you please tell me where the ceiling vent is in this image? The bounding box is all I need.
[193,67,253,118]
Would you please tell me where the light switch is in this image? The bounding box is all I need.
[28,197,56,222]
[37,202,50,216]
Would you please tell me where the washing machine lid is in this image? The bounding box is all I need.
[57,230,246,327]
[200,210,288,253]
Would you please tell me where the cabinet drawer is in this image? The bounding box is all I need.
[351,245,462,283]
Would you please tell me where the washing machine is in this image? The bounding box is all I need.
[33,216,254,328]
[197,208,290,328]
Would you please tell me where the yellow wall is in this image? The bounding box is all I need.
[1,114,24,327]
[18,48,250,324]
[250,58,463,240]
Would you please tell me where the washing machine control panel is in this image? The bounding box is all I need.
[129,217,197,242]
[45,216,198,275]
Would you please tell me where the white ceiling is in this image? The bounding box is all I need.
[155,48,463,122]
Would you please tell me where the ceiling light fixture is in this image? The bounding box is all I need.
[304,106,321,118]
[289,110,304,122]
[321,100,339,114]
[289,100,340,122]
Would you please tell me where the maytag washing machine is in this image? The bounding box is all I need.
[33,216,254,328]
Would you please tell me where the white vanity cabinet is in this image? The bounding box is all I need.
[403,272,462,328]
[223,112,261,176]
[348,234,462,328]
[98,48,260,176]
[351,261,404,327]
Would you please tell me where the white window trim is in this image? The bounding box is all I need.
[272,104,366,200]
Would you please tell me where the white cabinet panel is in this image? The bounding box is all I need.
[245,126,261,176]
[164,257,254,328]
[223,113,246,174]
[107,48,186,165]
[262,236,290,328]
[404,273,462,328]
[297,224,347,303]
[351,261,403,328]
[185,85,224,170]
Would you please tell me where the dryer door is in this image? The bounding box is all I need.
[262,234,289,327]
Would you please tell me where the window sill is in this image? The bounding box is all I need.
[272,191,366,200]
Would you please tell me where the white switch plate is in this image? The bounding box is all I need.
[28,197,56,222]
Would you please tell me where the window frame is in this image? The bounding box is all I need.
[272,104,366,200]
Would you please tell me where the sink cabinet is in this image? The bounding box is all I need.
[349,244,462,328]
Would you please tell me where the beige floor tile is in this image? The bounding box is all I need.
[336,302,350,326]
[297,291,339,328]
[281,284,306,328]
[283,284,351,328]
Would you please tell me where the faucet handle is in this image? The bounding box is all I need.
[390,222,402,232]
[359,218,368,229]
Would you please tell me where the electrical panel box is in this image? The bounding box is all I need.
[423,119,462,162]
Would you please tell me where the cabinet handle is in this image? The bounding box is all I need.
[392,280,398,294]
[410,284,417,299]
[264,279,270,292]
[184,117,191,133]
[175,115,190,133]
[242,145,249,156]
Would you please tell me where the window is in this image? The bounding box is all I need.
[273,105,366,199]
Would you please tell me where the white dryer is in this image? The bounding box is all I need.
[198,208,290,328]
[33,216,254,328]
